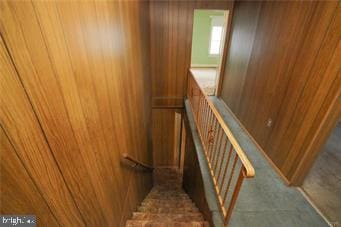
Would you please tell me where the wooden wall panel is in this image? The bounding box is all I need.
[150,0,233,108]
[219,1,261,114]
[1,1,152,226]
[152,109,182,166]
[0,36,84,226]
[150,0,233,169]
[0,128,59,226]
[220,1,340,184]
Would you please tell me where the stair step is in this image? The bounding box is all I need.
[126,168,209,227]
[126,220,210,227]
[143,198,192,202]
[142,201,196,207]
[132,212,204,221]
[150,187,185,190]
[148,191,188,196]
[148,189,187,194]
[150,187,185,192]
[139,205,198,212]
[146,193,190,198]
[141,203,197,210]
[142,199,193,205]
[145,197,190,201]
[138,206,199,213]
[146,194,190,199]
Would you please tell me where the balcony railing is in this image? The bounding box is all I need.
[187,71,255,225]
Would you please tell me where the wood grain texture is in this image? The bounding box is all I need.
[289,37,341,184]
[220,1,340,184]
[150,0,233,170]
[0,1,152,225]
[0,128,59,227]
[150,0,233,108]
[152,109,182,167]
[0,35,84,226]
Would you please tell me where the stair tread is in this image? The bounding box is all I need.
[126,167,210,227]
[138,207,199,213]
[132,212,204,221]
[126,220,210,227]
[133,212,203,216]
[143,198,192,201]
[141,202,196,208]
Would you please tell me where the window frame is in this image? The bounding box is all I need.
[208,25,223,56]
[208,15,224,57]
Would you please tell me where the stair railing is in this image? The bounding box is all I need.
[187,71,255,225]
[121,153,153,172]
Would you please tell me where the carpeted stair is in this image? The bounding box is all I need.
[126,167,210,227]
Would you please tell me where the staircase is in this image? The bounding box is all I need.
[126,167,210,227]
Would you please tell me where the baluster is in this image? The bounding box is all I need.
[187,77,191,98]
[197,95,204,130]
[222,154,239,203]
[195,89,199,115]
[224,167,245,225]
[210,128,223,166]
[203,104,210,137]
[196,94,201,126]
[218,145,234,192]
[207,118,219,161]
[207,111,216,150]
[204,109,213,150]
[198,100,207,142]
[190,78,193,99]
[208,125,221,160]
[204,110,212,153]
[196,94,203,122]
[217,140,230,183]
[214,135,228,174]
[202,101,210,141]
[198,94,205,133]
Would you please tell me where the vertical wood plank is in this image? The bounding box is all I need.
[0,1,153,225]
[0,33,84,226]
[0,128,59,226]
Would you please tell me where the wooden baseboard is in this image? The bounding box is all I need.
[191,64,218,68]
[218,98,291,185]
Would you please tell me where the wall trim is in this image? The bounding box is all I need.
[152,96,184,109]
[191,64,218,68]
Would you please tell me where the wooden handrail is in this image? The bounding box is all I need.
[189,70,255,177]
[121,153,153,171]
[187,70,255,225]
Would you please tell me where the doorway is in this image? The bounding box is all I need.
[301,122,341,226]
[190,9,229,96]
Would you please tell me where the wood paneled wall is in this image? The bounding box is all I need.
[0,123,59,226]
[220,1,340,184]
[150,0,233,167]
[152,109,182,166]
[150,0,233,108]
[0,1,152,226]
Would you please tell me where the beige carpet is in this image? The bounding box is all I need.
[190,68,217,96]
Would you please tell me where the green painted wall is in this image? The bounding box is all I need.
[191,10,225,66]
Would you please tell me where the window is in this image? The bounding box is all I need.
[209,26,223,55]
